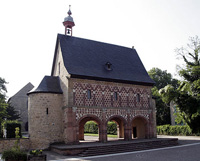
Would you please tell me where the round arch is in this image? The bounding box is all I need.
[78,114,102,142]
[131,115,149,139]
[107,115,127,140]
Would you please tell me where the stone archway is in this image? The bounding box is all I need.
[78,115,102,142]
[107,115,127,141]
[131,116,148,139]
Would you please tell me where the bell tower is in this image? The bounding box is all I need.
[63,5,75,36]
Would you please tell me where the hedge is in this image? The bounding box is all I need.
[157,124,192,136]
[1,120,22,138]
[84,121,117,135]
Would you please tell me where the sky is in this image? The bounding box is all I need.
[1,0,200,98]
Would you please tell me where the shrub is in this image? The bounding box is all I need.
[2,149,27,161]
[2,120,22,138]
[84,121,117,135]
[107,121,117,135]
[157,124,192,136]
[84,121,98,134]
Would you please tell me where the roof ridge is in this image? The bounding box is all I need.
[57,33,134,51]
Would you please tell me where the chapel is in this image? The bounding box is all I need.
[28,7,156,149]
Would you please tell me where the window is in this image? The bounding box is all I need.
[148,98,151,107]
[114,92,118,100]
[58,62,61,75]
[87,90,91,99]
[136,94,140,102]
[105,62,112,70]
[46,108,49,115]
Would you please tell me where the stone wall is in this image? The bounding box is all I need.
[28,93,63,149]
[0,138,30,153]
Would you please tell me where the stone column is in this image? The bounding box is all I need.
[99,109,107,142]
[79,123,84,140]
[63,107,79,144]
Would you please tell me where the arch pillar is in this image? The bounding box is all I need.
[124,123,132,141]
[100,109,107,142]
[79,123,84,140]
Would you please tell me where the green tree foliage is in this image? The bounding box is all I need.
[160,36,200,133]
[6,103,20,120]
[148,68,178,125]
[0,77,8,124]
[148,68,178,90]
[0,77,20,124]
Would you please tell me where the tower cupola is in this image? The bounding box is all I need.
[63,5,75,36]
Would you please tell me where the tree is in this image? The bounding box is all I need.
[148,68,178,125]
[0,77,8,124]
[160,36,200,133]
[6,103,20,120]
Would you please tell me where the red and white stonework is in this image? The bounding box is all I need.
[28,77,156,149]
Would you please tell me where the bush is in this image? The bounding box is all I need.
[107,121,117,135]
[157,124,192,136]
[2,120,22,138]
[84,121,117,135]
[84,121,98,134]
[2,149,27,161]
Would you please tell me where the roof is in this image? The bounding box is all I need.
[51,34,155,86]
[28,76,63,95]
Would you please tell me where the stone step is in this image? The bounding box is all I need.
[78,139,178,157]
[50,138,179,156]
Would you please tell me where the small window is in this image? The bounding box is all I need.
[114,92,118,100]
[136,94,140,102]
[148,98,151,107]
[46,108,49,115]
[105,62,112,70]
[58,62,61,75]
[87,90,91,99]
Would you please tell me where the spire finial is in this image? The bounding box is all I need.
[68,5,72,16]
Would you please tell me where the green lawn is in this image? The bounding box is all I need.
[84,133,118,138]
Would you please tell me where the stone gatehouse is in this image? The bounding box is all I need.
[28,7,156,149]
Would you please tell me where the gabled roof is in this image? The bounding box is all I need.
[28,76,63,95]
[51,34,155,86]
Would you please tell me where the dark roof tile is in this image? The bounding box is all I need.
[28,76,63,94]
[52,34,154,86]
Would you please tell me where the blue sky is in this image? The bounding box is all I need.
[1,0,200,97]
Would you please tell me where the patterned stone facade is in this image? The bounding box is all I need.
[72,81,151,109]
[61,78,157,144]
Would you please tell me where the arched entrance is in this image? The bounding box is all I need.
[132,116,148,139]
[107,115,127,141]
[78,115,101,142]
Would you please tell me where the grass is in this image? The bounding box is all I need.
[84,133,118,138]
